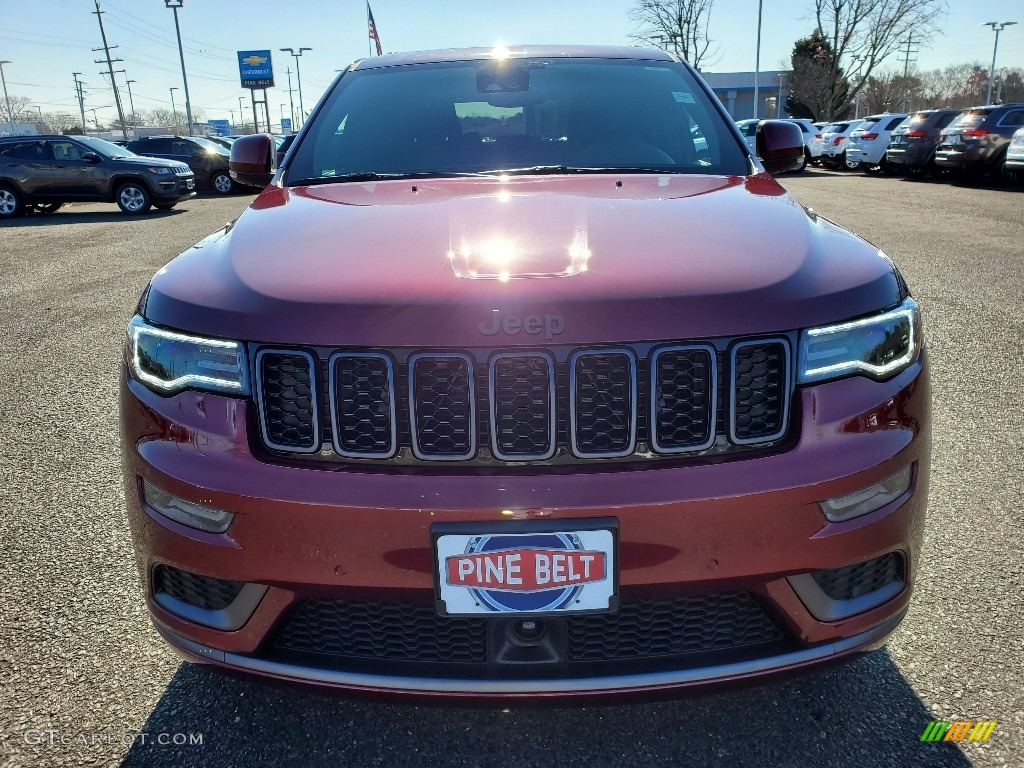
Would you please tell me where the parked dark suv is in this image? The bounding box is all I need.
[934,103,1024,178]
[885,108,961,176]
[0,135,194,218]
[126,135,236,194]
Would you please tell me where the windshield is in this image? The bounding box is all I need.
[76,136,135,159]
[192,136,229,154]
[287,57,748,183]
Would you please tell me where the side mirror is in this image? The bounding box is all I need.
[755,120,804,174]
[230,134,275,188]
[82,152,101,162]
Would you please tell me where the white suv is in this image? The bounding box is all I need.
[784,119,824,164]
[820,120,864,168]
[845,114,908,172]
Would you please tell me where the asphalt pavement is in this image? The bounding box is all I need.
[1,172,1022,768]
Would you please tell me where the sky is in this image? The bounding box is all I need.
[2,0,1022,128]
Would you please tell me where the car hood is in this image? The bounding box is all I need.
[114,155,186,169]
[144,173,902,347]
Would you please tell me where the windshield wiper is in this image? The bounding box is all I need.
[288,170,492,186]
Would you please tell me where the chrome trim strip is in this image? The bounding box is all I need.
[327,352,398,459]
[649,344,718,454]
[488,352,557,461]
[408,352,477,461]
[156,614,903,694]
[568,349,638,459]
[728,338,792,446]
[254,348,320,454]
[153,583,268,632]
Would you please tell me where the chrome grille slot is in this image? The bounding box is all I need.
[488,353,556,460]
[409,353,476,460]
[569,349,637,458]
[650,345,716,452]
[730,340,790,444]
[256,349,319,452]
[329,353,396,458]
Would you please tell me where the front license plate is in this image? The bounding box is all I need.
[186,179,195,189]
[434,523,617,616]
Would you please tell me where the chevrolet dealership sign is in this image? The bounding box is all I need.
[237,50,274,89]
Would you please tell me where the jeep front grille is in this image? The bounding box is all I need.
[254,338,793,466]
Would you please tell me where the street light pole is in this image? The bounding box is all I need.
[164,0,195,135]
[90,108,100,130]
[777,73,786,118]
[238,96,246,131]
[169,87,179,131]
[983,21,1018,105]
[753,0,763,119]
[281,47,312,128]
[0,61,15,134]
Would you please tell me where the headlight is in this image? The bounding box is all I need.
[126,315,249,395]
[146,166,174,175]
[798,297,922,384]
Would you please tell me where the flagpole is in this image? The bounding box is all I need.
[367,3,372,56]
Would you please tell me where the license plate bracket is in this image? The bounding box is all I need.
[432,518,619,617]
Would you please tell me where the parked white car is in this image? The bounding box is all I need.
[784,118,824,163]
[820,120,865,168]
[735,119,758,152]
[844,113,908,172]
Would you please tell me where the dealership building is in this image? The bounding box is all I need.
[702,70,791,120]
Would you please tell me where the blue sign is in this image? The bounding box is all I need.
[280,118,292,134]
[237,50,274,89]
[209,119,231,136]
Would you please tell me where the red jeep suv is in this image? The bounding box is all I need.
[120,46,930,701]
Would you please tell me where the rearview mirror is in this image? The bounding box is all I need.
[229,134,275,187]
[755,120,804,174]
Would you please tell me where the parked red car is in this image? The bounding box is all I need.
[120,46,929,701]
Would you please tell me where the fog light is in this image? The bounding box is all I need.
[820,465,912,522]
[142,479,233,533]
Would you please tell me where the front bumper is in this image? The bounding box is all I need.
[151,174,196,204]
[120,352,930,698]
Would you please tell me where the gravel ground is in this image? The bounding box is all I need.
[0,172,1021,768]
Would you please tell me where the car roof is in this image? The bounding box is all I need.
[351,45,675,71]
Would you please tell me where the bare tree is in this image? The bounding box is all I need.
[629,0,718,69]
[41,112,80,133]
[859,70,921,113]
[813,0,946,119]
[0,95,34,123]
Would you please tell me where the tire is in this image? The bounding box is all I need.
[33,202,64,215]
[211,171,234,195]
[0,185,24,219]
[790,151,808,173]
[116,181,152,215]
[864,164,881,175]
[844,153,860,171]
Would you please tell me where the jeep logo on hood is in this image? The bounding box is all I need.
[479,310,564,340]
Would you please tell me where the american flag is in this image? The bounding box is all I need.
[367,3,383,56]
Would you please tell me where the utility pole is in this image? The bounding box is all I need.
[899,34,918,113]
[286,66,296,129]
[169,87,179,131]
[983,22,1018,105]
[0,60,14,134]
[72,72,87,133]
[163,0,195,135]
[124,78,137,135]
[92,0,129,140]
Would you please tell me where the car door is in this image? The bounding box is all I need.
[46,139,107,199]
[0,140,56,199]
